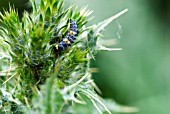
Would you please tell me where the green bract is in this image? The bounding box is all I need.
[0,0,132,114]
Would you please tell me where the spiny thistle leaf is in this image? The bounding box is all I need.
[95,9,128,33]
[79,88,112,114]
[86,9,128,57]
[31,76,64,114]
[73,94,95,114]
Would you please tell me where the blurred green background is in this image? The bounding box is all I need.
[70,0,170,114]
[1,0,170,114]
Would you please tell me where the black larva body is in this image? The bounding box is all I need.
[50,19,78,51]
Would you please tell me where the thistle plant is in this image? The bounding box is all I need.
[0,0,134,114]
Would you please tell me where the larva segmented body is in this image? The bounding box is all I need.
[50,19,78,51]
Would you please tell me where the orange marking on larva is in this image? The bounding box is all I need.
[70,30,74,34]
[55,44,59,50]
[63,38,70,44]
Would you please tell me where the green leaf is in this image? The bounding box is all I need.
[57,0,64,13]
[101,99,138,113]
[39,14,43,23]
[71,49,88,63]
[73,94,95,114]
[40,0,45,11]
[32,76,65,114]
[79,88,112,114]
[52,1,58,13]
[31,0,37,14]
[45,7,51,21]
[50,0,53,4]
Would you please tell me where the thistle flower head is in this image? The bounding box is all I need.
[0,0,133,114]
